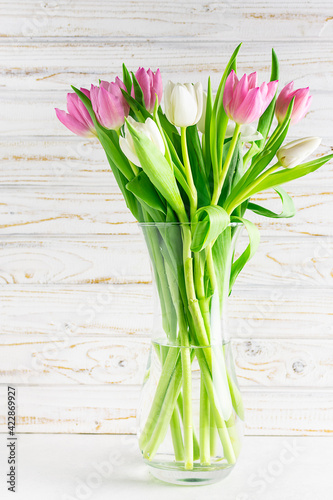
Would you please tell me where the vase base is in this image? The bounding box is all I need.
[145,459,234,486]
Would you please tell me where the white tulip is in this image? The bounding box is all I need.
[119,116,165,167]
[164,81,203,128]
[277,137,322,169]
[197,91,207,134]
[225,121,263,143]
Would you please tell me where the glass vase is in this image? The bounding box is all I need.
[137,222,244,485]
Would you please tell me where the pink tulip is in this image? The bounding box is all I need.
[55,88,95,137]
[275,82,312,125]
[90,77,129,130]
[135,67,163,112]
[223,70,278,125]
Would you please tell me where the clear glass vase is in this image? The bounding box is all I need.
[137,222,244,485]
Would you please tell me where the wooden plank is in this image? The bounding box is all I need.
[1,41,333,93]
[1,0,332,40]
[0,284,153,337]
[1,335,333,388]
[0,234,332,287]
[0,137,113,186]
[0,385,332,435]
[0,137,332,187]
[0,186,332,236]
[0,235,150,285]
[0,285,332,340]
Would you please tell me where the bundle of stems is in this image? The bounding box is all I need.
[56,44,333,469]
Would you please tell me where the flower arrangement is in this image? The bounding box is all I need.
[56,44,332,482]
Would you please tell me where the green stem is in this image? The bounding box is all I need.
[181,127,197,218]
[195,348,237,464]
[170,409,185,462]
[200,374,211,465]
[194,252,211,337]
[212,124,241,205]
[180,345,193,469]
[155,344,185,462]
[182,226,210,349]
[176,392,200,461]
[182,226,237,463]
[210,413,217,457]
[142,353,183,459]
[139,347,180,452]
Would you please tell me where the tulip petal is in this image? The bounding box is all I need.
[164,80,175,123]
[223,70,238,111]
[194,82,203,123]
[234,87,262,124]
[55,108,92,137]
[119,135,140,166]
[135,67,152,110]
[171,85,197,127]
[247,72,258,89]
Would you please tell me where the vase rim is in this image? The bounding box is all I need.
[138,221,243,228]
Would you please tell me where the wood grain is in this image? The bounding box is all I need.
[0,385,331,435]
[0,285,332,340]
[1,0,332,40]
[0,234,332,287]
[1,41,333,93]
[0,186,332,236]
[1,334,333,388]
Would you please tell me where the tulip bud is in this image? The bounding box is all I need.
[119,117,165,167]
[223,70,278,125]
[277,137,321,169]
[164,81,203,128]
[90,77,129,130]
[135,67,163,113]
[55,88,96,137]
[275,82,312,125]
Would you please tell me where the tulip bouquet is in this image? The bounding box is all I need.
[56,45,332,481]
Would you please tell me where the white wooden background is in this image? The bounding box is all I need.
[0,0,333,438]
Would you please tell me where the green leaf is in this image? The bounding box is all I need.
[248,153,333,196]
[126,171,167,214]
[229,217,260,292]
[209,43,242,182]
[191,205,230,252]
[214,43,242,115]
[186,125,211,207]
[121,89,151,122]
[158,107,180,138]
[220,137,242,202]
[248,186,295,218]
[204,76,213,179]
[256,48,279,150]
[125,118,186,217]
[209,105,218,184]
[131,72,145,106]
[122,63,133,94]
